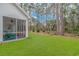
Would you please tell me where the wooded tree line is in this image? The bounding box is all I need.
[20,3,79,35]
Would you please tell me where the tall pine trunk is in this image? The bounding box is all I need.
[55,3,64,35]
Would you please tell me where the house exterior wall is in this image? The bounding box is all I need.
[0,3,28,41]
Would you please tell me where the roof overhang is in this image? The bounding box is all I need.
[11,3,31,20]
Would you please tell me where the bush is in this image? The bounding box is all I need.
[37,30,40,32]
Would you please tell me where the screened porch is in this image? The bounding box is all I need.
[3,16,26,41]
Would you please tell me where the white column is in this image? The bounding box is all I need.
[16,19,17,39]
[0,16,3,41]
[26,18,28,37]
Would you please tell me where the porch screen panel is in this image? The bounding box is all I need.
[3,16,16,41]
[17,19,26,38]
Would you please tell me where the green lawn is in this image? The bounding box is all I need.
[0,32,79,56]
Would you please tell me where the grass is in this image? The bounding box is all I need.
[0,32,79,56]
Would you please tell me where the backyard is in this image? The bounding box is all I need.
[0,32,79,56]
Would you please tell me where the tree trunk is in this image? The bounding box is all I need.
[55,3,64,35]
